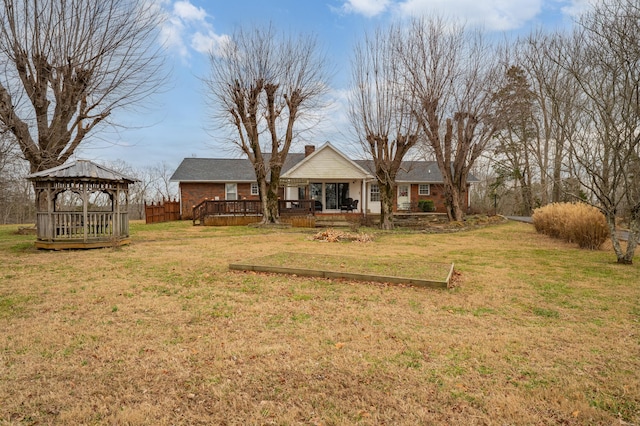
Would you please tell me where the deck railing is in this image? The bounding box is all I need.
[278,200,317,216]
[192,199,316,225]
[36,212,129,241]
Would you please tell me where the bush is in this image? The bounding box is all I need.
[418,200,435,212]
[532,202,610,250]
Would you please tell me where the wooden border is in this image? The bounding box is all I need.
[228,263,452,289]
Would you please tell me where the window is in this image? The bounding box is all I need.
[251,183,259,196]
[370,183,380,202]
[225,183,238,200]
[419,184,430,196]
[310,183,323,202]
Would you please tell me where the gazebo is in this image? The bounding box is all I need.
[27,160,137,249]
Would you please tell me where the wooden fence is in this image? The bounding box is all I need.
[145,199,180,224]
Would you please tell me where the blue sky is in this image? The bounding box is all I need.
[77,0,591,170]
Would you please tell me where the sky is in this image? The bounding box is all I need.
[75,0,592,171]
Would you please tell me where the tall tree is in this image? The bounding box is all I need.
[0,0,166,173]
[492,65,537,215]
[403,17,499,221]
[349,25,419,230]
[519,31,581,205]
[553,0,640,264]
[205,25,329,224]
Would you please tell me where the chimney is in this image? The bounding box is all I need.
[304,145,316,157]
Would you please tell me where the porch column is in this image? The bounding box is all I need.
[361,180,367,216]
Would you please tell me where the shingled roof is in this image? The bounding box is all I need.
[27,160,137,183]
[171,150,478,183]
[170,154,306,182]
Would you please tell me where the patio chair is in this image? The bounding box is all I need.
[341,198,358,213]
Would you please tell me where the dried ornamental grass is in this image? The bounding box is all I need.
[532,202,610,249]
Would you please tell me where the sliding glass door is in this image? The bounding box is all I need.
[309,182,350,211]
[325,183,349,210]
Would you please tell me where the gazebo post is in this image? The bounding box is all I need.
[46,183,53,241]
[82,182,88,242]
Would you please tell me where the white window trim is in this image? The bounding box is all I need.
[370,183,380,202]
[225,183,238,200]
[419,184,431,196]
[251,183,259,196]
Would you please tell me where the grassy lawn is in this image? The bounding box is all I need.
[0,220,638,425]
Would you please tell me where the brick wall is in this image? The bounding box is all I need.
[179,182,259,219]
[401,184,469,213]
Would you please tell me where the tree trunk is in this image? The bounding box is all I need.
[445,184,465,222]
[262,178,280,224]
[519,174,533,216]
[619,206,639,264]
[551,143,563,203]
[263,188,279,224]
[605,213,629,264]
[379,182,395,230]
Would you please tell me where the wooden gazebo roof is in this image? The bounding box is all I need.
[27,160,137,183]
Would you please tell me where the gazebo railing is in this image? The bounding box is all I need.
[36,212,129,240]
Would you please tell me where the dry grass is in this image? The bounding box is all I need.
[532,202,611,249]
[1,220,639,425]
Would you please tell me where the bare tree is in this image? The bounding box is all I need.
[205,25,329,224]
[0,129,34,224]
[552,0,640,264]
[349,25,419,229]
[103,159,177,220]
[403,17,499,221]
[149,161,178,202]
[518,31,582,205]
[0,0,166,174]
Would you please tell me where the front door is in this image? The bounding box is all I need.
[397,185,410,210]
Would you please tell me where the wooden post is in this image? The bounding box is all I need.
[82,183,88,242]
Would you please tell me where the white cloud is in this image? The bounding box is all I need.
[338,0,547,31]
[173,0,207,21]
[559,0,594,18]
[158,0,228,58]
[191,32,231,56]
[397,0,543,31]
[341,0,392,17]
[160,16,189,57]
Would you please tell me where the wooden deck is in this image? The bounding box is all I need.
[193,199,318,227]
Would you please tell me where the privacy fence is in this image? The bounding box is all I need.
[144,199,180,224]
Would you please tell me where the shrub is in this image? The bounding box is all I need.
[418,200,435,212]
[532,202,610,250]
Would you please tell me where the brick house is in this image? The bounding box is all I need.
[170,142,476,219]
